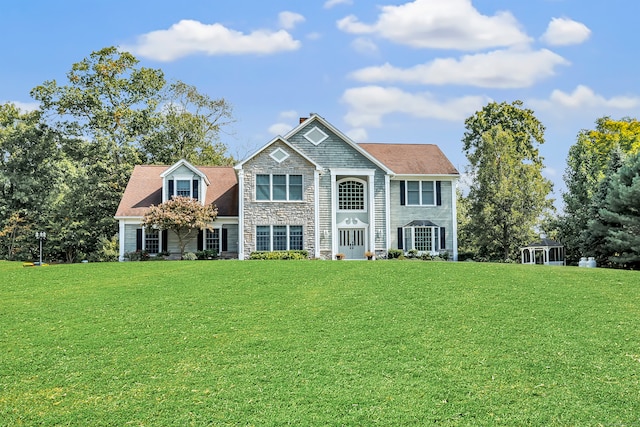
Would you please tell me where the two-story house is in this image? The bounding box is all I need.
[115,113,459,260]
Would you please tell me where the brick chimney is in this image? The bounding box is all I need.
[299,117,308,124]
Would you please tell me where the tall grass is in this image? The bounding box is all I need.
[1,260,639,425]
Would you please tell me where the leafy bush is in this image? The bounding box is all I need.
[195,249,218,260]
[420,252,433,261]
[387,249,403,259]
[90,235,119,262]
[249,250,308,260]
[407,249,419,259]
[124,250,149,261]
[182,252,197,261]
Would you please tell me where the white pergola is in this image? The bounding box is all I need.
[520,238,565,266]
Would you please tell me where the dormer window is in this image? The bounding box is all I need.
[168,178,199,200]
[176,180,191,197]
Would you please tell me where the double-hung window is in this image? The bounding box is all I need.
[256,174,303,201]
[256,225,304,251]
[205,229,220,253]
[168,178,199,200]
[405,181,435,206]
[145,228,160,254]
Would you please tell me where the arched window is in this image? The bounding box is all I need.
[338,179,365,211]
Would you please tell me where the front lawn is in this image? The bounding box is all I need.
[1,260,638,425]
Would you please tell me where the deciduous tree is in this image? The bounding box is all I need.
[142,196,218,259]
[462,101,553,261]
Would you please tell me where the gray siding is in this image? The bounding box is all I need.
[390,179,455,252]
[288,122,389,255]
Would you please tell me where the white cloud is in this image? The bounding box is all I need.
[337,0,531,50]
[351,48,569,88]
[278,110,299,120]
[341,85,489,127]
[533,85,640,110]
[123,19,301,61]
[268,122,294,136]
[324,0,353,9]
[351,37,379,55]
[346,127,368,142]
[541,17,591,46]
[278,11,305,30]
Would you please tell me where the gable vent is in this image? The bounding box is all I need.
[304,126,329,145]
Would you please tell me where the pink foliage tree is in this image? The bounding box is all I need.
[142,196,218,259]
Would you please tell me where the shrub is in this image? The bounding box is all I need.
[420,252,433,261]
[249,250,309,260]
[407,249,419,259]
[124,250,149,261]
[195,249,219,260]
[182,252,197,261]
[387,249,403,259]
[91,235,119,262]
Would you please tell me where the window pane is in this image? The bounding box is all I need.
[272,175,287,200]
[145,228,159,254]
[421,181,434,205]
[403,227,413,251]
[273,226,287,251]
[407,181,420,205]
[256,226,271,251]
[256,175,270,200]
[414,227,433,251]
[206,229,220,252]
[176,180,191,197]
[289,226,303,250]
[289,175,303,201]
[338,180,364,210]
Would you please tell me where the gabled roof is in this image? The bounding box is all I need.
[523,238,563,248]
[284,114,393,174]
[359,143,459,176]
[235,136,322,170]
[115,165,238,218]
[160,159,210,186]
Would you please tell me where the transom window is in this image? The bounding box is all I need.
[403,226,439,253]
[338,180,365,211]
[406,181,435,205]
[256,225,303,251]
[256,174,303,201]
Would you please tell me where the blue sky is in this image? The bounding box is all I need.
[3,0,640,201]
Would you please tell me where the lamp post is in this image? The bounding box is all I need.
[35,231,46,266]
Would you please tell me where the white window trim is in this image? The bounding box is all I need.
[256,225,304,251]
[167,174,200,202]
[142,226,162,254]
[270,147,290,163]
[204,227,222,254]
[255,173,304,202]
[403,226,440,254]
[405,180,436,206]
[303,126,329,145]
[336,177,367,213]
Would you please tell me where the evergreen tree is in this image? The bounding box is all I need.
[600,152,640,269]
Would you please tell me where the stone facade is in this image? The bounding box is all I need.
[241,140,317,259]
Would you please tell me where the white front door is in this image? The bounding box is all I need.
[338,228,365,260]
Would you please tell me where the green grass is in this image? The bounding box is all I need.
[1,260,639,426]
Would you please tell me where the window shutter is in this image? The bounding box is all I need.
[440,227,446,250]
[168,179,174,198]
[436,181,442,206]
[197,230,203,251]
[222,228,228,252]
[136,229,143,251]
[400,181,406,206]
[193,179,199,200]
[397,227,404,249]
[162,230,168,252]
